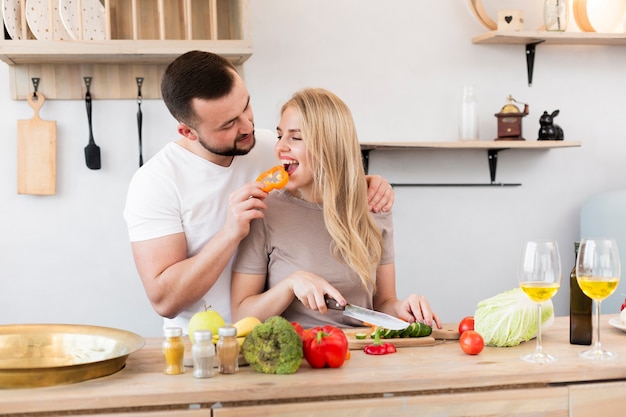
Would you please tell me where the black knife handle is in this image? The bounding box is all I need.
[324,296,344,311]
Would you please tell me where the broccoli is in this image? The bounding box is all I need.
[242,316,303,374]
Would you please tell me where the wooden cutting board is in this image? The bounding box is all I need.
[344,323,460,350]
[17,92,57,195]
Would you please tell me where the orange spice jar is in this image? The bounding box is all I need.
[162,327,185,375]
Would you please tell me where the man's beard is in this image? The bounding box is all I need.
[198,132,256,157]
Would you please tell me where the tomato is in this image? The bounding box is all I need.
[459,330,484,355]
[458,316,474,335]
[621,298,626,311]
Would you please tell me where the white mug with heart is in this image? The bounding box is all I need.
[497,9,524,32]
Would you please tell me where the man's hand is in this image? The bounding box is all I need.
[224,183,269,241]
[365,175,394,213]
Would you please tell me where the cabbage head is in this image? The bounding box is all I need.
[474,288,554,347]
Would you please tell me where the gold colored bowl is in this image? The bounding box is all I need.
[0,324,144,389]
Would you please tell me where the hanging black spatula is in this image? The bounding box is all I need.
[84,77,101,170]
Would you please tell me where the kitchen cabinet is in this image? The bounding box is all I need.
[570,381,626,417]
[360,140,581,186]
[0,0,251,99]
[1,316,624,416]
[472,31,626,85]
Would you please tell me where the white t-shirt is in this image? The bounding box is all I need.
[123,129,277,330]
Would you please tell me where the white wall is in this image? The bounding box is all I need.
[1,0,625,337]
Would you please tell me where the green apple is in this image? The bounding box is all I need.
[188,306,225,344]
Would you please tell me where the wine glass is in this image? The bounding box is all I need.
[518,240,562,363]
[576,238,621,360]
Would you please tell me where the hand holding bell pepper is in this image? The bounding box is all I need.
[256,165,288,192]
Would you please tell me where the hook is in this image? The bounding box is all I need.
[84,76,92,93]
[31,78,40,98]
[136,77,143,105]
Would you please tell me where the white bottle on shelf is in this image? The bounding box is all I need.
[459,85,479,141]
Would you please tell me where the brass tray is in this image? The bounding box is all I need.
[0,324,144,389]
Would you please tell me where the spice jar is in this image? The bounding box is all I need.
[217,326,239,374]
[192,330,215,378]
[162,327,185,375]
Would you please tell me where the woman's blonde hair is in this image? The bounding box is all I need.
[281,88,383,293]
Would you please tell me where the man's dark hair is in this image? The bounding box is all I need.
[161,50,237,126]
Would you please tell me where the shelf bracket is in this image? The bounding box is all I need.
[361,149,371,174]
[361,148,521,187]
[525,41,544,87]
[488,149,499,183]
[486,148,520,186]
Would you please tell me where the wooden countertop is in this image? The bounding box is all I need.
[1,316,626,415]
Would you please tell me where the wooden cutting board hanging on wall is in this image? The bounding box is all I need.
[17,92,57,195]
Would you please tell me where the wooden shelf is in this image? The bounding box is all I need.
[0,0,251,99]
[472,30,626,45]
[0,40,252,66]
[359,140,581,187]
[1,40,252,100]
[472,31,626,86]
[360,140,581,151]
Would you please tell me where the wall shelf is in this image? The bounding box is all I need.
[360,140,581,187]
[1,40,252,100]
[472,30,626,46]
[0,0,250,100]
[472,31,626,86]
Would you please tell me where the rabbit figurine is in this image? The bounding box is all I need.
[538,110,564,140]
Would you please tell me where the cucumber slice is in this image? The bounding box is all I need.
[409,322,422,337]
[381,328,394,338]
[418,323,432,337]
[399,325,413,338]
[355,333,367,340]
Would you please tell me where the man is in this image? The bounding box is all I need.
[124,51,393,332]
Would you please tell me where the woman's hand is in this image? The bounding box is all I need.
[396,294,442,329]
[287,271,345,313]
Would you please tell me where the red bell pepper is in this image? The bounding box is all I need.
[291,322,306,338]
[256,165,289,192]
[363,327,396,355]
[298,325,349,368]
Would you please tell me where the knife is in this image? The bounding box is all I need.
[324,297,409,330]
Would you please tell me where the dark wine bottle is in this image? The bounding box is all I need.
[570,241,592,345]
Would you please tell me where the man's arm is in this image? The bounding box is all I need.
[131,182,268,319]
[131,229,240,318]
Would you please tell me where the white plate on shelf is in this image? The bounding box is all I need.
[58,0,106,41]
[25,0,72,40]
[2,0,35,39]
[608,317,626,332]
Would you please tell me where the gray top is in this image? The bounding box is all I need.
[233,190,394,328]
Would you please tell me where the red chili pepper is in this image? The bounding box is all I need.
[364,343,396,355]
[363,327,396,355]
[294,324,349,368]
[256,165,288,192]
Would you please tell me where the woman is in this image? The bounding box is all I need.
[231,88,440,329]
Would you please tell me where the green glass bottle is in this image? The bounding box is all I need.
[570,242,592,345]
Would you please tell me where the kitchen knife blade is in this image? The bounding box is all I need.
[325,297,409,330]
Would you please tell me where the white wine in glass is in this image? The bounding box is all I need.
[518,240,562,363]
[576,238,621,360]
